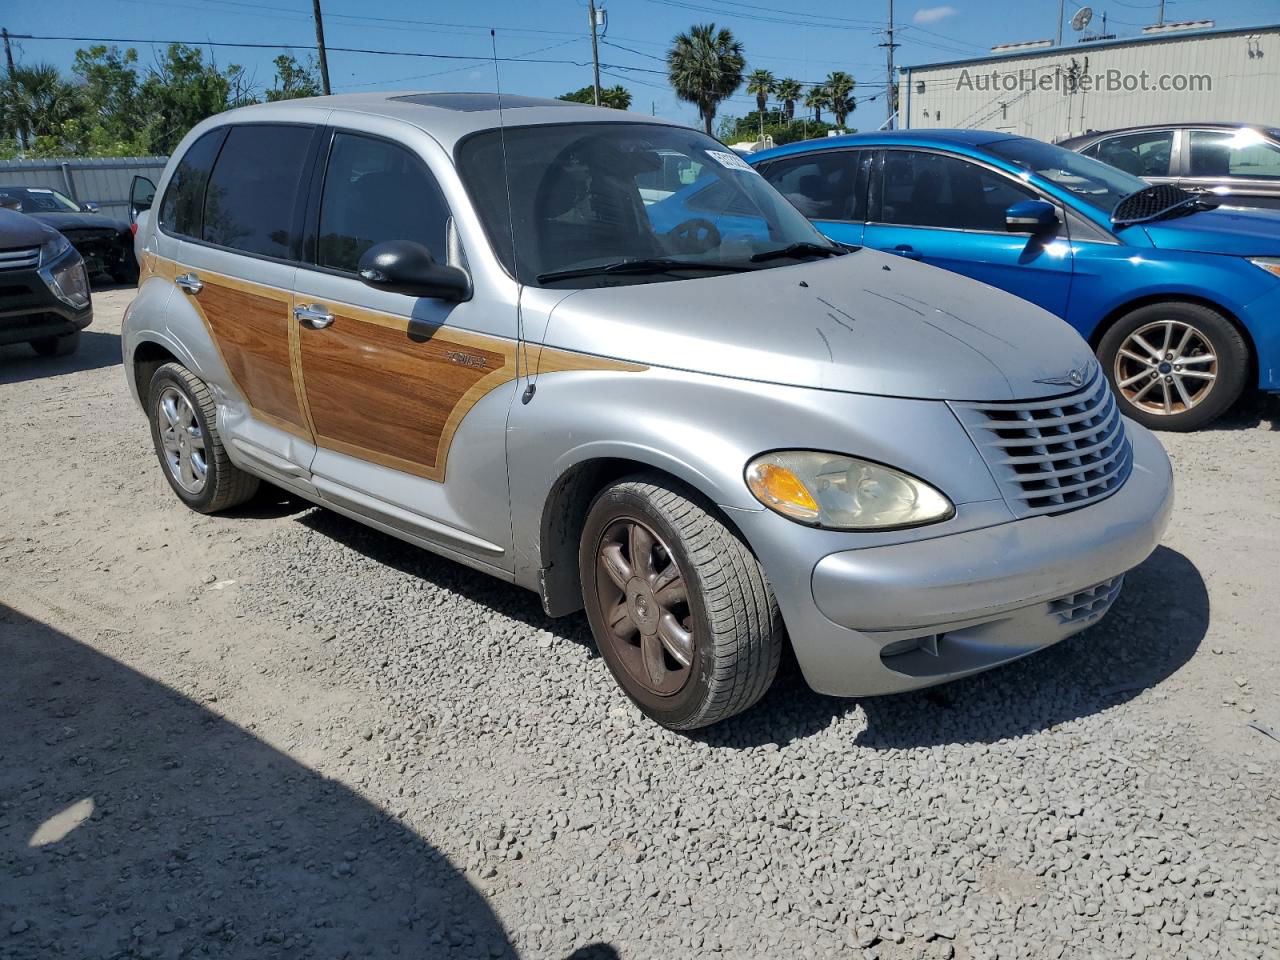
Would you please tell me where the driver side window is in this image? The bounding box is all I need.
[878,150,1035,232]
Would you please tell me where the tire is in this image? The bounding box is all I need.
[579,474,783,730]
[30,331,80,357]
[1097,301,1248,432]
[146,362,259,513]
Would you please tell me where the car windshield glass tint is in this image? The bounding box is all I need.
[17,188,80,213]
[457,123,833,286]
[987,137,1147,214]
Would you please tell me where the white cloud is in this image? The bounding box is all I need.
[913,5,957,24]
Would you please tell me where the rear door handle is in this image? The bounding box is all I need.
[891,245,922,260]
[293,303,335,329]
[174,272,203,294]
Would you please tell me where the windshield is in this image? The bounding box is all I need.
[987,138,1148,215]
[457,122,836,287]
[0,187,82,213]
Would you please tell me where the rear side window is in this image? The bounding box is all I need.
[202,124,314,258]
[158,128,226,238]
[761,151,867,221]
[1094,130,1172,177]
[316,132,451,272]
[1188,129,1280,179]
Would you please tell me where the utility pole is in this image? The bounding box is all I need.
[1156,0,1166,25]
[587,0,602,106]
[310,0,331,96]
[1056,0,1065,46]
[2,28,15,78]
[879,0,899,129]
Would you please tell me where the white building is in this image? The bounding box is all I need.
[898,21,1280,142]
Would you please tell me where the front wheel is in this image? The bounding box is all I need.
[579,475,783,730]
[1097,301,1249,432]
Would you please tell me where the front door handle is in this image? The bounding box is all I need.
[174,272,203,294]
[890,244,922,260]
[293,303,334,329]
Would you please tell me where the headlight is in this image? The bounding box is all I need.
[1250,257,1280,280]
[41,249,90,308]
[745,451,954,530]
[39,234,71,265]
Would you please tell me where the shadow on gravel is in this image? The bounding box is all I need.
[695,546,1208,750]
[0,330,121,385]
[1208,391,1280,432]
[296,508,601,657]
[0,603,612,959]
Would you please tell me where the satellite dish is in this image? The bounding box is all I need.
[1071,6,1094,31]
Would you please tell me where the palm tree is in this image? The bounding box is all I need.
[804,84,830,124]
[1,63,83,152]
[745,68,775,119]
[776,77,803,121]
[600,85,633,110]
[825,71,856,128]
[667,23,745,136]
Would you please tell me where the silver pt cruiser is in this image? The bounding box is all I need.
[123,93,1174,729]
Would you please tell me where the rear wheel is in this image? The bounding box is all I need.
[147,362,258,513]
[1098,301,1248,431]
[30,331,80,357]
[579,474,783,730]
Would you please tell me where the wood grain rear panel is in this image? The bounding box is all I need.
[300,311,516,482]
[196,280,307,434]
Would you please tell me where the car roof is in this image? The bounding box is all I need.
[750,128,1022,163]
[200,91,684,150]
[1059,122,1280,146]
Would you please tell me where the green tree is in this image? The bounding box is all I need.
[804,84,830,124]
[776,77,802,121]
[667,23,745,136]
[745,68,775,118]
[825,71,855,128]
[600,85,632,110]
[71,46,143,149]
[266,54,321,102]
[137,45,235,154]
[558,86,595,104]
[1,63,84,153]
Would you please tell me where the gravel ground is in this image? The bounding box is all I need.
[2,287,1279,960]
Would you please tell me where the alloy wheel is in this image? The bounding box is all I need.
[594,518,695,697]
[156,386,208,494]
[1113,319,1217,416]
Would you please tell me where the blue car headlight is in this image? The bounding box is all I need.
[1249,257,1280,281]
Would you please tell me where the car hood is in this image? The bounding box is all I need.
[540,249,1095,402]
[28,211,130,233]
[1136,205,1280,257]
[0,207,60,246]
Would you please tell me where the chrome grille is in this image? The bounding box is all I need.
[950,366,1132,518]
[1050,576,1124,625]
[0,246,40,271]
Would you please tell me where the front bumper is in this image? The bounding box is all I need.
[0,263,93,346]
[781,422,1173,697]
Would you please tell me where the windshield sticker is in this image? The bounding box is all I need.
[706,149,759,174]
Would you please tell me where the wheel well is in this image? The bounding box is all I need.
[132,340,180,404]
[1089,294,1258,373]
[537,458,745,618]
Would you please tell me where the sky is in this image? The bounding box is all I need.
[4,0,1279,129]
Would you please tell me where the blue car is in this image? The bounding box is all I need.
[748,131,1280,431]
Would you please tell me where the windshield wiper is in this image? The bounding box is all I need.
[749,241,846,263]
[536,258,757,284]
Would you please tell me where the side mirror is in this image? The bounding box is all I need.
[357,240,470,302]
[129,175,156,225]
[1005,199,1059,234]
[82,201,100,214]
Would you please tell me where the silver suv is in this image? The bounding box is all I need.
[124,93,1174,729]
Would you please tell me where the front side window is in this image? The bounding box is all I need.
[457,122,836,287]
[1,188,81,213]
[877,150,1034,232]
[158,128,226,238]
[316,132,451,273]
[761,151,865,221]
[987,137,1147,215]
[1188,129,1280,179]
[201,124,314,258]
[1093,130,1173,177]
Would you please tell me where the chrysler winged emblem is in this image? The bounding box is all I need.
[1034,367,1086,388]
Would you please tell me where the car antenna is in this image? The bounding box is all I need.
[490,30,537,405]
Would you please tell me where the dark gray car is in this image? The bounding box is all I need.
[1058,123,1280,210]
[0,185,139,282]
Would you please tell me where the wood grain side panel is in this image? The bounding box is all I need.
[300,313,516,482]
[196,281,307,434]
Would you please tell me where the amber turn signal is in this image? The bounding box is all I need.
[746,461,821,522]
